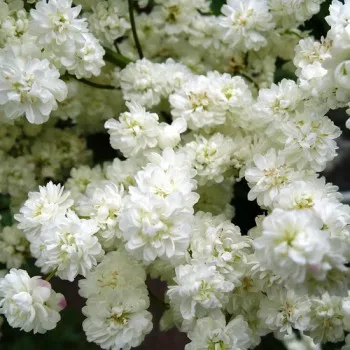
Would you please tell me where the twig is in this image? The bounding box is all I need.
[45,267,58,282]
[128,0,144,59]
[104,47,134,68]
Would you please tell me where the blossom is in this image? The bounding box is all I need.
[185,313,252,350]
[0,226,29,269]
[32,210,103,281]
[77,182,125,248]
[183,133,238,185]
[245,149,303,207]
[29,0,88,46]
[78,250,146,299]
[308,293,346,343]
[257,287,311,335]
[0,47,67,124]
[119,192,194,263]
[219,0,274,51]
[254,209,331,283]
[15,182,73,239]
[86,0,130,46]
[0,269,66,333]
[167,261,234,321]
[82,289,152,350]
[105,101,160,157]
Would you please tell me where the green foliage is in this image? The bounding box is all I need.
[210,0,225,15]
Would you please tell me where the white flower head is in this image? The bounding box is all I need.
[0,269,66,334]
[33,210,103,281]
[105,101,160,157]
[29,0,88,46]
[15,182,73,239]
[0,46,67,124]
[185,312,252,350]
[77,182,125,248]
[120,192,194,264]
[167,261,234,321]
[254,208,332,283]
[245,148,303,207]
[82,289,152,350]
[219,0,274,52]
[78,250,146,299]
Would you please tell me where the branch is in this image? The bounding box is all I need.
[128,0,144,59]
[70,75,117,90]
[104,47,134,68]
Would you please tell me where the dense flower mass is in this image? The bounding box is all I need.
[2,0,350,349]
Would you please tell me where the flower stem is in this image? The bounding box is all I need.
[74,77,117,90]
[104,47,134,68]
[45,267,58,282]
[128,0,144,59]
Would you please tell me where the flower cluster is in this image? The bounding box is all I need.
[2,0,350,349]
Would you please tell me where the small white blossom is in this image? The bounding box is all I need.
[254,208,332,283]
[105,101,160,157]
[167,261,234,321]
[15,182,73,239]
[185,312,252,350]
[0,269,66,333]
[0,46,67,124]
[219,0,274,52]
[82,289,152,350]
[33,210,103,281]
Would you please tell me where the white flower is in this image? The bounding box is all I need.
[183,133,238,185]
[86,0,130,46]
[294,37,332,81]
[77,182,125,248]
[105,157,140,189]
[78,250,146,299]
[257,287,311,335]
[157,118,187,149]
[29,0,88,46]
[273,178,341,210]
[245,149,303,207]
[269,0,324,27]
[326,0,350,48]
[29,0,105,78]
[105,101,160,157]
[0,269,66,333]
[185,312,252,350]
[253,79,303,131]
[15,182,73,239]
[167,261,234,321]
[254,209,331,283]
[64,33,105,79]
[281,114,341,171]
[119,192,194,263]
[219,0,274,52]
[308,293,345,343]
[0,226,29,269]
[65,165,104,200]
[33,210,103,281]
[133,148,198,206]
[82,289,152,350]
[119,58,164,108]
[190,212,252,283]
[169,74,226,130]
[0,46,67,124]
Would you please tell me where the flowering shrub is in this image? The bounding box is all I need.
[1,0,350,349]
